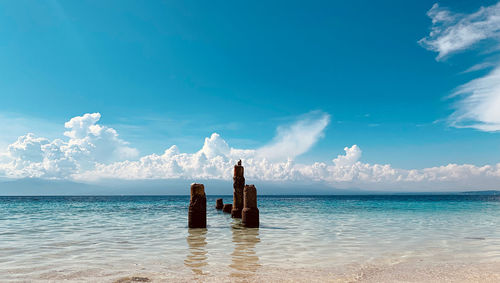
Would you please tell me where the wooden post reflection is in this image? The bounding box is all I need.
[229,221,261,278]
[184,228,208,275]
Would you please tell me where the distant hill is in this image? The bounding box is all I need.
[0,178,110,196]
[0,178,370,196]
[3,178,497,196]
[460,190,500,195]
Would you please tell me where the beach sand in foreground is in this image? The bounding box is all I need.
[21,260,498,282]
[115,262,500,283]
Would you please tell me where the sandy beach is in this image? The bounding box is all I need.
[23,260,500,282]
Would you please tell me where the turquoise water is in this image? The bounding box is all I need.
[1,195,499,281]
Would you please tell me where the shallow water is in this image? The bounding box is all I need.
[0,195,499,281]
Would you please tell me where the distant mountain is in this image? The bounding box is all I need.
[6,178,495,196]
[460,190,500,195]
[0,178,110,196]
[0,178,371,196]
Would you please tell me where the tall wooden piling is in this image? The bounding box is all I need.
[231,160,245,218]
[188,183,206,228]
[242,184,259,228]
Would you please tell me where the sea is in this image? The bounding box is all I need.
[1,195,499,281]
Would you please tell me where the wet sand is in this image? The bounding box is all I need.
[12,260,497,282]
[113,261,500,283]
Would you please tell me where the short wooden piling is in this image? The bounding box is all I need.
[223,203,232,213]
[215,198,224,210]
[242,184,259,228]
[188,183,206,228]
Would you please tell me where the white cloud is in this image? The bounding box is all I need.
[419,3,500,60]
[461,61,496,73]
[420,1,500,132]
[332,145,361,167]
[199,133,231,159]
[62,113,139,165]
[1,112,500,191]
[77,139,500,191]
[0,113,138,179]
[256,112,330,161]
[449,66,500,131]
[0,113,61,151]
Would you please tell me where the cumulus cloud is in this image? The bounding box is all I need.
[0,113,138,179]
[332,145,361,167]
[63,113,139,164]
[420,1,500,131]
[1,112,500,191]
[76,139,500,191]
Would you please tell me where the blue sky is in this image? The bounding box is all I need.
[1,1,500,191]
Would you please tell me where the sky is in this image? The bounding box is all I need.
[1,0,500,192]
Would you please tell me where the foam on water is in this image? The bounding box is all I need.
[0,195,499,281]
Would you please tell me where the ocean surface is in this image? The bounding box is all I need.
[1,195,500,281]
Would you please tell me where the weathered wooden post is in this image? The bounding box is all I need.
[223,203,232,213]
[188,183,206,228]
[215,198,224,210]
[242,184,259,228]
[231,160,245,218]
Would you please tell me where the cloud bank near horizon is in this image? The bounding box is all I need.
[1,112,500,192]
[420,2,500,132]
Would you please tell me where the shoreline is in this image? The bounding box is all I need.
[113,260,500,283]
[6,258,499,282]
